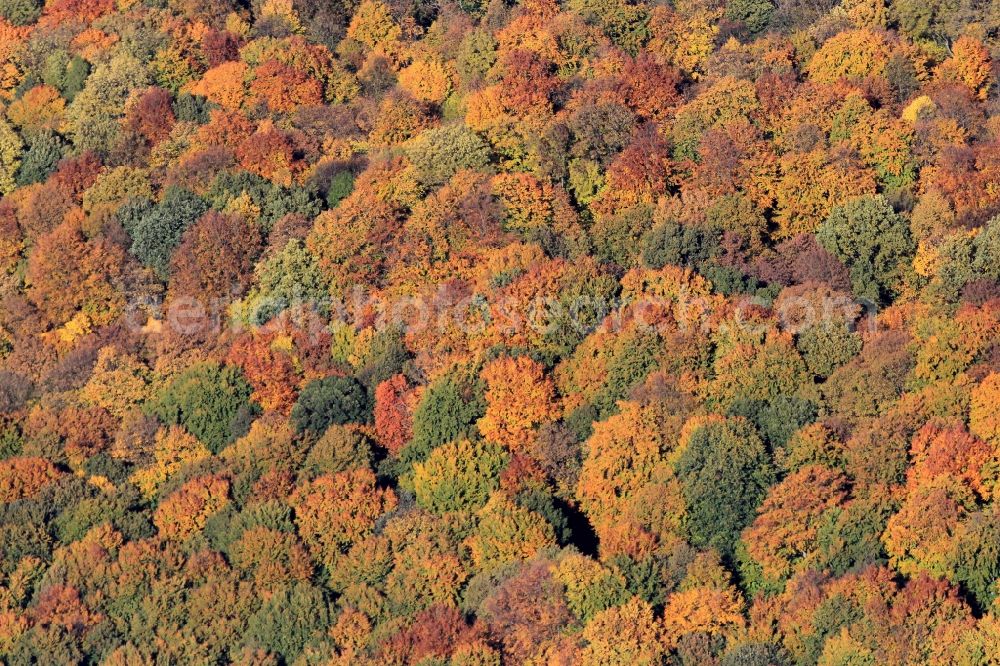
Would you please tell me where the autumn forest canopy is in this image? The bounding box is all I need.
[1,0,1000,663]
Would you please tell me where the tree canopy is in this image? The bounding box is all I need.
[0,0,998,663]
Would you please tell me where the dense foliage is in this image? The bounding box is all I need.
[0,0,998,663]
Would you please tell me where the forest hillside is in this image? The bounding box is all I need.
[0,0,999,663]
